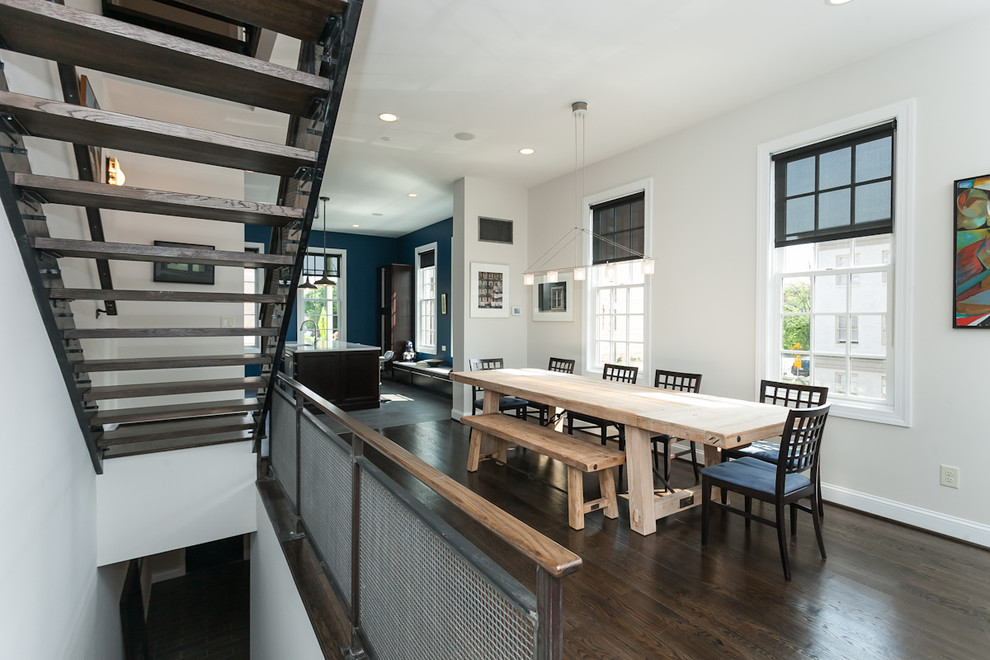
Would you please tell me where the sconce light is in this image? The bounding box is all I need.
[106,157,125,186]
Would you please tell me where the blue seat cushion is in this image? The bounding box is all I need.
[475,396,530,411]
[732,440,779,463]
[701,457,811,496]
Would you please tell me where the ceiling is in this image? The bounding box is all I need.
[308,0,990,237]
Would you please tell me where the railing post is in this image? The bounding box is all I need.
[293,389,303,516]
[536,568,563,660]
[345,436,366,659]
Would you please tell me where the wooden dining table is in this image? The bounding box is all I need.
[451,368,790,536]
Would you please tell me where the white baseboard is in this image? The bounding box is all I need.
[667,441,990,548]
[451,408,465,421]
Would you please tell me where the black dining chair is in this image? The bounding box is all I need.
[468,358,530,417]
[651,369,703,485]
[722,380,829,516]
[701,403,831,581]
[566,363,638,447]
[528,357,576,426]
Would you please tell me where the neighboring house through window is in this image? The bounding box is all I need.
[758,102,914,425]
[415,243,438,354]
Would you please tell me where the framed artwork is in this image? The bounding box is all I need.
[470,262,509,317]
[153,240,215,285]
[532,272,574,322]
[954,174,990,327]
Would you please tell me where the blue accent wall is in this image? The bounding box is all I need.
[397,218,453,364]
[246,220,452,361]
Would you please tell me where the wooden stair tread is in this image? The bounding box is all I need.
[14,173,303,226]
[178,0,347,42]
[98,413,255,447]
[82,376,267,401]
[31,236,293,268]
[51,288,284,303]
[65,327,279,339]
[0,0,328,116]
[91,398,260,425]
[463,414,626,471]
[0,91,316,177]
[76,354,272,372]
[101,430,254,458]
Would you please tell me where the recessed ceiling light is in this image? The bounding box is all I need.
[408,193,418,198]
[519,148,535,155]
[825,0,854,5]
[454,132,475,141]
[378,113,398,122]
[352,224,360,228]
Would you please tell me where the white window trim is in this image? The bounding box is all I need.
[244,241,265,352]
[415,241,438,354]
[756,100,915,426]
[296,246,347,342]
[582,178,653,378]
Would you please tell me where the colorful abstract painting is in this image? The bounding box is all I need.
[955,174,990,327]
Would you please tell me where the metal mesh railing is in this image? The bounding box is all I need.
[298,410,352,603]
[358,464,537,660]
[270,386,297,509]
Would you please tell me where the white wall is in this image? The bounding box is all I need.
[250,492,324,660]
[96,441,257,565]
[452,177,529,416]
[528,15,990,543]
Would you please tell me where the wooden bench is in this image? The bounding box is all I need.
[462,413,626,530]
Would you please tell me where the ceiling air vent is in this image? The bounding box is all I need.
[479,217,513,244]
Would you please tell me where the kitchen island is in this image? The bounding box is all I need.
[283,341,380,410]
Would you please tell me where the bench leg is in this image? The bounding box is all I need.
[598,469,619,520]
[567,467,586,530]
[467,428,482,472]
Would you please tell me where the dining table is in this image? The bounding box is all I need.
[451,367,791,536]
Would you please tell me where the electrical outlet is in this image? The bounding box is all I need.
[221,316,235,328]
[939,464,960,489]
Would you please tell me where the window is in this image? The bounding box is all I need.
[584,183,651,373]
[759,102,914,426]
[297,249,345,344]
[415,243,437,354]
[243,242,264,349]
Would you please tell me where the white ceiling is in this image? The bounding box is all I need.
[87,1,990,237]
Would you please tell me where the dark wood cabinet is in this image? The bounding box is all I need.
[378,263,413,357]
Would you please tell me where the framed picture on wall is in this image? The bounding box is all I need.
[153,240,215,285]
[954,173,990,327]
[470,262,509,317]
[532,271,574,322]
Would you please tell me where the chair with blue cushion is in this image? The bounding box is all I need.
[469,358,530,417]
[722,380,829,515]
[701,403,830,581]
[651,369,703,485]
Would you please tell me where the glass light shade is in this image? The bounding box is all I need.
[641,258,655,275]
[523,272,535,286]
[546,270,558,283]
[604,262,617,280]
[573,266,586,281]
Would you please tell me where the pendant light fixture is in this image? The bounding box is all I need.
[314,195,336,287]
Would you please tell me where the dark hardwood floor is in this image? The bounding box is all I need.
[360,381,990,659]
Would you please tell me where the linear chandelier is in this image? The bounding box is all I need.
[523,101,653,285]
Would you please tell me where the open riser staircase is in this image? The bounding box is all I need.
[0,0,363,471]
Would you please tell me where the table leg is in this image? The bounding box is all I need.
[551,406,565,432]
[624,426,656,536]
[482,390,507,464]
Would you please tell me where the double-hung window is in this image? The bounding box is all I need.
[297,249,345,344]
[415,243,438,354]
[760,103,914,426]
[586,189,648,372]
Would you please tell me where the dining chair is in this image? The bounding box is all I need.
[468,358,530,417]
[722,380,829,516]
[651,369,703,484]
[566,363,638,448]
[701,403,831,581]
[529,357,576,425]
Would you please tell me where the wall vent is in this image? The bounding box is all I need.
[478,217,513,244]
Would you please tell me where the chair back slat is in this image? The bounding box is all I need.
[548,357,576,374]
[778,404,830,483]
[470,358,504,372]
[760,379,828,409]
[603,363,638,384]
[654,369,702,393]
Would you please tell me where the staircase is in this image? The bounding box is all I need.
[0,0,363,471]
